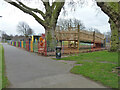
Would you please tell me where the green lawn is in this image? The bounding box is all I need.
[60,51,118,64]
[0,44,8,89]
[56,51,119,88]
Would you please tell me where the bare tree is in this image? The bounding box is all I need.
[17,22,34,37]
[1,31,13,41]
[88,27,94,32]
[93,28,101,34]
[57,19,71,30]
[73,18,85,30]
[88,27,101,34]
[57,18,85,30]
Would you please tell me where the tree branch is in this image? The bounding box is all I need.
[50,2,65,29]
[97,2,119,27]
[51,0,57,10]
[4,0,46,27]
[41,0,50,12]
[16,0,46,19]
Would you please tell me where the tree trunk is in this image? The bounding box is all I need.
[45,28,56,52]
[109,19,118,52]
[97,2,119,52]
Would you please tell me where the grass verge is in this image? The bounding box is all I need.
[55,51,119,88]
[0,44,9,89]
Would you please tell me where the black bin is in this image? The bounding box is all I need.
[56,46,62,59]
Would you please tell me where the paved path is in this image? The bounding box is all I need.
[3,43,106,88]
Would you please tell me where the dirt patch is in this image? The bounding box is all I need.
[74,64,83,66]
[98,61,117,64]
[111,67,120,76]
[82,60,117,64]
[49,55,69,58]
[56,60,83,67]
[57,60,77,66]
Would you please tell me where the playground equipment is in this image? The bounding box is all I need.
[55,25,105,54]
[38,34,47,55]
[55,26,104,48]
[9,25,105,56]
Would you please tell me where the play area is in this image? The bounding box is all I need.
[9,25,106,56]
[55,25,105,54]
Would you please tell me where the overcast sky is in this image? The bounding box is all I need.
[0,0,111,36]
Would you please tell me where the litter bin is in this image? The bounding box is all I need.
[56,46,62,59]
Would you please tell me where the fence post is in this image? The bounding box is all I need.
[77,24,80,52]
[62,41,64,54]
[44,40,47,56]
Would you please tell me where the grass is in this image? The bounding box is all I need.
[0,44,9,89]
[59,51,118,64]
[55,51,119,88]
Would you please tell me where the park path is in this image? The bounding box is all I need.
[3,43,106,88]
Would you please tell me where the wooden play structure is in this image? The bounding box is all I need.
[55,25,105,54]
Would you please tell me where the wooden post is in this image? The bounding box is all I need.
[104,38,106,49]
[77,24,80,50]
[93,31,95,48]
[62,41,64,54]
[68,24,70,48]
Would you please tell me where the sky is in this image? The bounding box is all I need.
[0,0,111,36]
